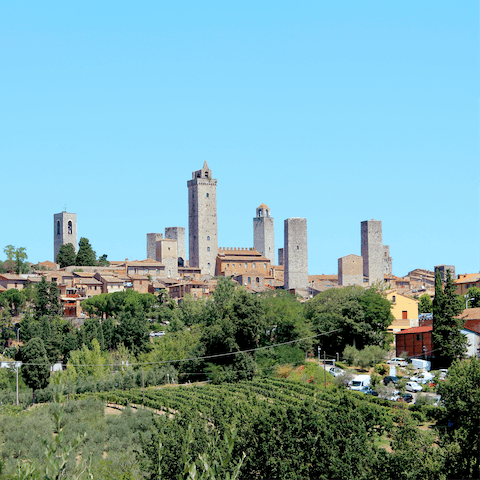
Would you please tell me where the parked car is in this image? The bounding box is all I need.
[397,393,414,403]
[406,381,423,392]
[386,357,408,367]
[348,375,371,391]
[410,372,434,385]
[328,366,345,377]
[383,376,399,386]
[361,387,378,396]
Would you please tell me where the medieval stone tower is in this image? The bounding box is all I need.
[187,161,218,276]
[253,204,275,265]
[147,233,163,259]
[54,211,77,262]
[165,227,186,267]
[361,219,392,285]
[284,217,308,291]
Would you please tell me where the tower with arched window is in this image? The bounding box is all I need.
[187,161,218,276]
[53,211,77,262]
[253,203,275,265]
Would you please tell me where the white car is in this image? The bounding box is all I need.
[386,357,408,367]
[410,372,434,384]
[406,381,423,392]
[328,366,345,377]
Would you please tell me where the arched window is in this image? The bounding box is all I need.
[204,172,208,178]
[56,221,60,235]
[68,221,73,235]
[207,247,210,252]
[245,263,247,269]
[207,236,210,241]
[207,263,210,268]
[248,277,251,283]
[206,193,209,197]
[253,263,256,269]
[256,277,260,283]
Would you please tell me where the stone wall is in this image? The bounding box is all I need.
[156,238,178,278]
[435,265,456,282]
[284,217,308,291]
[278,248,284,266]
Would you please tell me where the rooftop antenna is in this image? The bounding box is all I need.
[63,203,67,212]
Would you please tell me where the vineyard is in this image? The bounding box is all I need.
[74,376,403,421]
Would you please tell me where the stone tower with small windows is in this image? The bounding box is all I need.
[361,219,392,286]
[284,217,308,292]
[253,204,275,265]
[187,161,218,276]
[53,211,77,262]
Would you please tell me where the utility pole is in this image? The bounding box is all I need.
[318,346,321,370]
[142,368,145,406]
[324,351,327,389]
[16,328,20,406]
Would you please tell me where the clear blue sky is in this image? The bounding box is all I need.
[1,1,478,277]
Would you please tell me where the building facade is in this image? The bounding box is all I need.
[253,204,275,265]
[54,211,77,262]
[187,161,218,276]
[284,217,308,292]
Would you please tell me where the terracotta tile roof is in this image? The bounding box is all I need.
[464,319,480,334]
[455,273,480,284]
[127,259,164,267]
[457,307,480,321]
[72,271,95,278]
[0,274,27,281]
[100,276,124,283]
[128,274,150,280]
[395,326,432,335]
[74,278,103,285]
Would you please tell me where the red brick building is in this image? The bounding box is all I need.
[395,325,433,358]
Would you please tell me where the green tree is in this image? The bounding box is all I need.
[66,338,109,381]
[3,245,28,274]
[437,358,480,479]
[34,277,63,319]
[466,286,480,308]
[305,286,393,355]
[76,237,96,266]
[432,269,467,367]
[97,254,110,266]
[55,243,76,268]
[418,293,433,314]
[115,311,150,355]
[21,337,50,403]
[1,289,26,316]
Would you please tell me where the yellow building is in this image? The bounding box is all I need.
[386,290,419,333]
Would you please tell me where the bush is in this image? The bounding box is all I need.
[374,363,388,375]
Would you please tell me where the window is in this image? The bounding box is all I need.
[392,295,396,303]
[253,263,256,269]
[297,245,299,250]
[56,221,60,235]
[256,277,260,283]
[68,221,73,235]
[416,334,423,342]
[207,236,210,241]
[248,277,251,283]
[205,172,208,178]
[145,269,149,273]
[206,193,209,197]
[245,263,247,269]
[207,247,210,252]
[207,263,210,268]
[264,263,266,269]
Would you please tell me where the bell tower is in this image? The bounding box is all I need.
[53,211,77,262]
[253,203,275,264]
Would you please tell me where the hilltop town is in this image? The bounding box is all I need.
[2,162,479,337]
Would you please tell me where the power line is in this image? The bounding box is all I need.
[12,328,342,367]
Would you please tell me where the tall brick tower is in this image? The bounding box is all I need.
[253,204,275,265]
[187,161,218,276]
[54,211,77,262]
[284,217,308,291]
[361,219,384,286]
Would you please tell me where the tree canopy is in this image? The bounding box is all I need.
[76,237,96,266]
[432,269,467,367]
[21,337,50,403]
[56,243,76,268]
